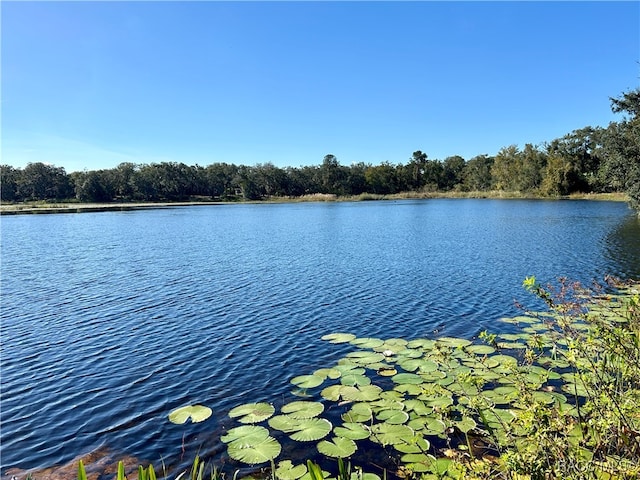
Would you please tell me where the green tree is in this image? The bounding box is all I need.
[72,170,115,202]
[365,162,400,194]
[599,88,640,209]
[462,154,494,191]
[441,155,466,191]
[1,165,19,202]
[519,143,547,192]
[546,127,604,192]
[319,154,348,195]
[17,162,73,200]
[491,145,521,191]
[404,150,429,190]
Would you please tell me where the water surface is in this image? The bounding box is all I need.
[1,199,639,473]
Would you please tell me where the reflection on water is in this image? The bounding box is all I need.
[605,214,640,279]
[1,199,638,475]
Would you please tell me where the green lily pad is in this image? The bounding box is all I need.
[291,375,324,389]
[341,384,383,402]
[228,402,275,424]
[346,351,385,365]
[423,418,447,435]
[317,436,357,458]
[321,333,357,343]
[341,403,373,423]
[275,461,307,480]
[376,409,409,424]
[268,415,301,433]
[349,337,385,348]
[377,367,398,377]
[227,435,281,464]
[321,385,344,401]
[465,345,496,355]
[289,418,333,442]
[404,399,433,416]
[168,404,212,424]
[313,368,342,380]
[281,401,325,419]
[340,374,372,386]
[334,365,366,375]
[394,383,423,396]
[221,425,270,445]
[370,424,415,446]
[456,416,477,433]
[392,373,424,385]
[393,436,430,454]
[333,422,371,440]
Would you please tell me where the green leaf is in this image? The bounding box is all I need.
[291,375,324,389]
[281,401,325,419]
[340,374,372,387]
[349,337,385,348]
[321,333,356,343]
[341,403,373,423]
[341,384,382,402]
[168,404,213,424]
[227,436,281,464]
[370,424,415,446]
[391,373,424,385]
[268,415,302,433]
[333,422,371,440]
[289,418,333,441]
[321,385,344,401]
[275,461,308,480]
[221,425,270,446]
[228,402,275,424]
[317,437,357,458]
[376,409,409,424]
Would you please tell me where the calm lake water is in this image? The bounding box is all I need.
[1,199,639,474]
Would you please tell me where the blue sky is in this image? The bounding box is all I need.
[2,1,639,173]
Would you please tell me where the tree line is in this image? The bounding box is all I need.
[2,88,638,209]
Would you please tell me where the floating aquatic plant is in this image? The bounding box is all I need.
[168,404,212,424]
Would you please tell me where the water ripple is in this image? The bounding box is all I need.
[1,200,638,473]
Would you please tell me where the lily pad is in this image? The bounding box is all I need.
[317,437,357,458]
[394,436,430,454]
[465,345,496,355]
[341,384,382,402]
[281,401,325,419]
[321,333,357,343]
[340,374,372,387]
[321,385,344,402]
[376,409,409,424]
[228,402,275,424]
[275,461,307,480]
[392,373,424,385]
[313,368,342,380]
[370,424,415,446]
[291,375,324,389]
[341,403,373,423]
[349,337,385,348]
[268,415,302,433]
[227,435,281,464]
[333,422,371,440]
[168,404,212,424]
[289,418,333,441]
[221,425,270,445]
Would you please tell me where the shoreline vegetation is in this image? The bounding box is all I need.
[0,191,629,215]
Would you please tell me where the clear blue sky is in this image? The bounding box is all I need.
[2,1,639,173]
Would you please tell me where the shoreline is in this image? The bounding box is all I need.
[0,192,629,215]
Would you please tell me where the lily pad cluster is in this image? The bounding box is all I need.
[220,283,640,477]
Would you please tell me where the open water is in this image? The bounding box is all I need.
[1,199,639,475]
